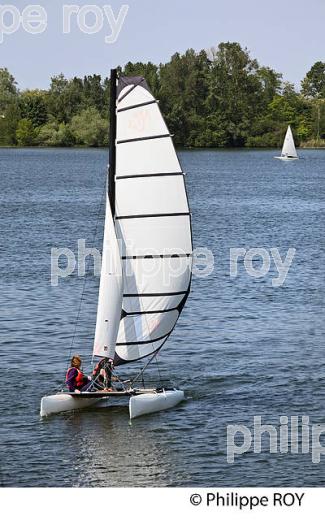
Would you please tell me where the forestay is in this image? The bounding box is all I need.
[113,76,193,365]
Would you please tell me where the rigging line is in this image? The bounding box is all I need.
[130,349,161,386]
[67,179,107,373]
[155,354,163,386]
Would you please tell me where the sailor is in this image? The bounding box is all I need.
[92,357,114,391]
[65,355,91,392]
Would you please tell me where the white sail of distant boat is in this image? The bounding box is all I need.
[275,125,299,160]
[40,70,192,419]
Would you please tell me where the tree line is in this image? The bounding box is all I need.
[1,42,325,148]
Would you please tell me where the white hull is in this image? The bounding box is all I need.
[40,389,184,419]
[274,156,298,161]
[129,390,184,419]
[40,394,107,417]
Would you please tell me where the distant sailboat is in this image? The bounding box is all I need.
[275,125,299,160]
[40,69,193,419]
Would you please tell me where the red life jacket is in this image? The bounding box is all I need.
[66,367,85,389]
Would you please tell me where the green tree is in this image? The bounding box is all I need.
[0,69,20,145]
[38,120,75,146]
[159,49,210,146]
[16,119,37,146]
[0,68,17,105]
[2,47,324,148]
[256,66,282,104]
[46,74,69,122]
[46,74,107,123]
[70,108,108,146]
[268,95,296,124]
[301,63,325,140]
[19,90,48,127]
[301,62,325,99]
[83,74,105,113]
[206,42,264,146]
[307,99,325,140]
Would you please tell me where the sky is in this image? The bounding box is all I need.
[1,0,325,90]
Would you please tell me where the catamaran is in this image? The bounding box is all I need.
[274,125,299,160]
[40,70,193,419]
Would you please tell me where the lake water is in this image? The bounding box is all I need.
[0,147,324,487]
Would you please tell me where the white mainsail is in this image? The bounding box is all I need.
[281,125,298,158]
[112,76,193,365]
[93,195,123,359]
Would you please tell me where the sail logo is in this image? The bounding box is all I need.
[128,109,151,132]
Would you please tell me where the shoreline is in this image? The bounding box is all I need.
[1,145,325,150]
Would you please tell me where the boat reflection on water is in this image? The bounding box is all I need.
[62,405,186,487]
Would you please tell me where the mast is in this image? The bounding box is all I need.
[92,68,123,361]
[108,68,117,217]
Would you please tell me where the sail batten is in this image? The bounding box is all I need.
[117,134,171,144]
[116,213,190,220]
[122,254,192,259]
[117,172,184,180]
[116,332,172,346]
[111,74,192,365]
[124,291,188,297]
[117,99,158,113]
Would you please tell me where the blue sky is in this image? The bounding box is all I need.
[1,0,324,90]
